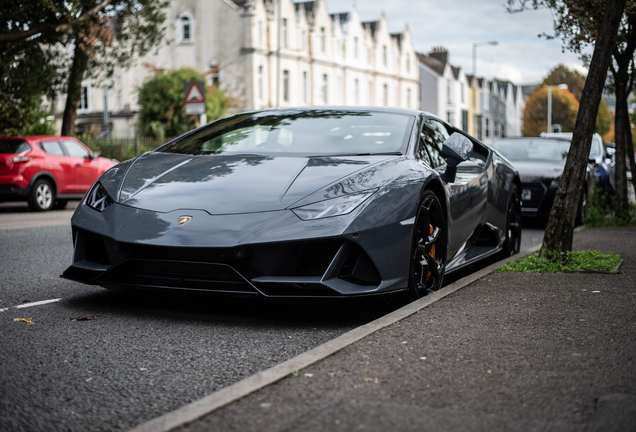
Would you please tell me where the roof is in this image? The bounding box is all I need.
[362,21,378,38]
[416,52,445,76]
[451,65,460,79]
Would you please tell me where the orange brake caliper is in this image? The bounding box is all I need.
[427,224,435,280]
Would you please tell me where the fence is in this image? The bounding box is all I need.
[79,136,175,162]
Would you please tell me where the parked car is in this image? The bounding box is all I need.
[491,136,598,224]
[0,136,116,211]
[542,132,611,193]
[62,107,522,300]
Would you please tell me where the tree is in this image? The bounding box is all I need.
[0,0,168,137]
[541,64,612,136]
[522,86,579,136]
[138,68,228,139]
[508,0,627,257]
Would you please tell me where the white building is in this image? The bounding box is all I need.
[59,0,419,138]
[417,48,524,144]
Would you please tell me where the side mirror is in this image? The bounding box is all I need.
[90,150,101,160]
[441,133,472,182]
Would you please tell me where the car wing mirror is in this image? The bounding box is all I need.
[441,132,473,182]
[90,150,101,160]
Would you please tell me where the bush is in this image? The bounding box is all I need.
[79,135,172,161]
[583,188,636,227]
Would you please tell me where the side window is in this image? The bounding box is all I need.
[62,140,91,158]
[39,140,64,156]
[420,119,450,168]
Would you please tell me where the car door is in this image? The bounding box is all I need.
[419,118,488,259]
[38,140,75,194]
[61,139,100,193]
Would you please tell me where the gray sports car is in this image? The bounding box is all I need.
[62,107,521,299]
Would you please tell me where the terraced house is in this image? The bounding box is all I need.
[58,0,419,138]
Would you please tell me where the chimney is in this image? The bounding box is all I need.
[429,46,448,65]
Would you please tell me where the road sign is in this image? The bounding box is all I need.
[184,81,206,115]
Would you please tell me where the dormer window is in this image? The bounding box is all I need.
[182,17,191,41]
[178,13,194,43]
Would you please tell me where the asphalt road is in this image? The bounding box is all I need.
[0,201,544,432]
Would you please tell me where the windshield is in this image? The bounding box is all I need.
[158,109,415,156]
[0,139,31,154]
[491,138,571,162]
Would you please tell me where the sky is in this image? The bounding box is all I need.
[325,0,593,85]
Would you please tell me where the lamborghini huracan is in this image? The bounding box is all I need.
[62,107,522,299]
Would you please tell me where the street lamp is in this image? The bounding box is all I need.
[472,41,497,137]
[472,41,498,77]
[547,84,568,133]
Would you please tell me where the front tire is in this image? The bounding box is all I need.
[407,190,447,300]
[503,184,522,256]
[28,179,54,211]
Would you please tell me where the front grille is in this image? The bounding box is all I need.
[74,227,382,296]
[101,260,258,293]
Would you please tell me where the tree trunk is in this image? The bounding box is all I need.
[614,77,629,217]
[61,32,90,136]
[539,0,626,258]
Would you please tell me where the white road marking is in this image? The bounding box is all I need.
[0,308,8,313]
[14,298,62,309]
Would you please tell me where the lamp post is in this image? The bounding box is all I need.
[547,84,568,133]
[472,41,497,137]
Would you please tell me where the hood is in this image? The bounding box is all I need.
[117,152,395,214]
[512,159,564,182]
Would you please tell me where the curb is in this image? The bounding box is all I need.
[128,244,542,432]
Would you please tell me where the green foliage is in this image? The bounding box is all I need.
[0,95,57,137]
[1,0,169,136]
[583,188,636,226]
[79,135,170,161]
[523,86,579,136]
[496,250,622,273]
[540,65,612,136]
[138,68,227,139]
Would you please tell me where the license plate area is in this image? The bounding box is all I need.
[521,189,531,201]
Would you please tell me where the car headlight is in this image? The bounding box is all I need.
[86,181,114,212]
[292,190,377,221]
[549,179,560,188]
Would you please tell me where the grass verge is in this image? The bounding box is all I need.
[495,250,622,273]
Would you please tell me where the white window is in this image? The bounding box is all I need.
[461,83,465,103]
[382,45,387,66]
[337,75,342,103]
[303,71,308,103]
[301,30,306,51]
[258,66,263,100]
[354,78,359,105]
[406,53,410,73]
[320,27,326,52]
[322,74,328,104]
[354,37,358,58]
[447,80,452,103]
[258,21,263,45]
[383,83,388,106]
[78,83,90,112]
[282,18,288,47]
[283,70,290,102]
[179,14,194,43]
[407,88,411,109]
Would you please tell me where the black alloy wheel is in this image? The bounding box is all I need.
[503,184,522,256]
[408,190,447,299]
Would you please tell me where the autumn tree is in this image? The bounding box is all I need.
[522,86,579,136]
[508,0,627,257]
[138,68,227,139]
[0,0,168,137]
[540,65,612,136]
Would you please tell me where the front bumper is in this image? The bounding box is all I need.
[62,193,418,297]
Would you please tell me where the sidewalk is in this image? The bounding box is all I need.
[143,227,636,432]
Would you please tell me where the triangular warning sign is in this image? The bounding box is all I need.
[185,83,204,103]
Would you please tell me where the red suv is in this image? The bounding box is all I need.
[0,136,116,211]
